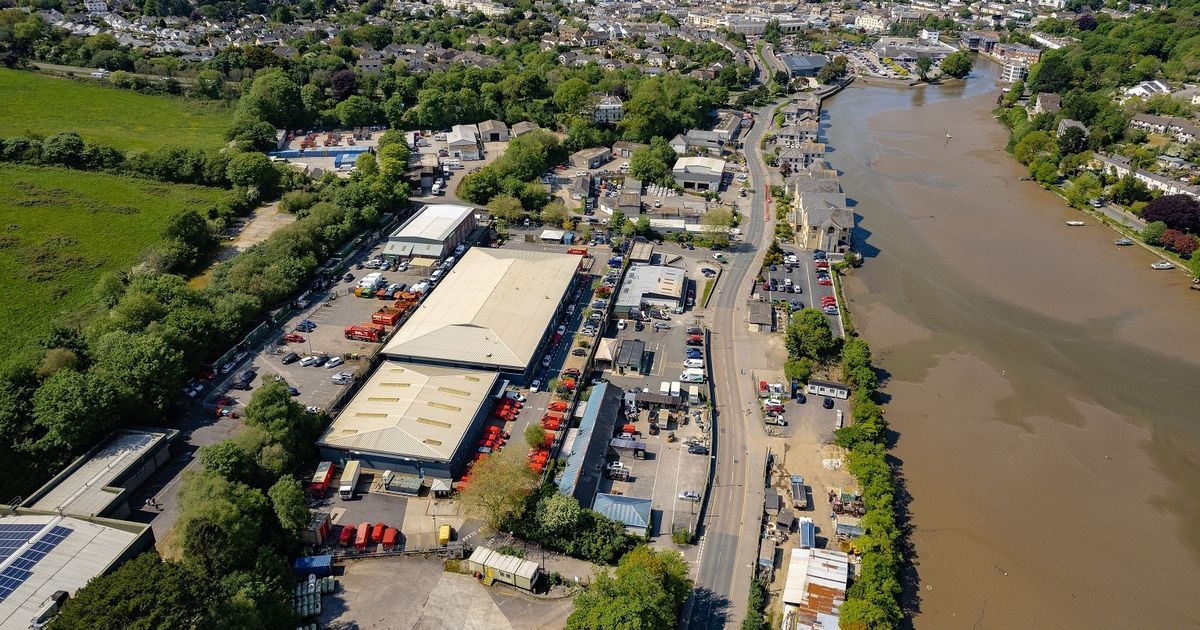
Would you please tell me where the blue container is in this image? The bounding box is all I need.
[292,554,333,578]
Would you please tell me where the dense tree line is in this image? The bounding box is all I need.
[51,382,325,629]
[505,483,639,565]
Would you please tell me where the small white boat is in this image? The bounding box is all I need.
[1113,238,1134,246]
[1065,220,1085,226]
[1151,260,1175,270]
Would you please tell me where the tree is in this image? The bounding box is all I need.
[540,200,571,228]
[50,553,215,630]
[524,422,547,449]
[177,471,270,577]
[488,194,526,222]
[1066,172,1102,209]
[1142,194,1200,233]
[785,309,837,362]
[1028,51,1072,94]
[457,451,536,528]
[1141,221,1167,244]
[1109,174,1152,206]
[1013,130,1056,165]
[537,492,584,535]
[1030,159,1058,185]
[90,331,184,420]
[1076,13,1097,30]
[567,546,692,629]
[554,78,592,114]
[41,132,86,166]
[30,369,116,456]
[915,56,932,81]
[330,68,357,102]
[268,476,311,537]
[629,146,670,185]
[225,152,280,192]
[335,95,382,128]
[240,71,305,128]
[816,56,848,84]
[1057,125,1087,155]
[1160,229,1199,256]
[939,50,972,79]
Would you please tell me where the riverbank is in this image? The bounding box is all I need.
[824,65,1200,629]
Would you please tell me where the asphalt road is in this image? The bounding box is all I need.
[683,103,778,629]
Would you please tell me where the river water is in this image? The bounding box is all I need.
[824,61,1200,628]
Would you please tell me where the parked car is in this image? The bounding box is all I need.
[220,361,236,374]
[505,391,527,402]
[634,321,645,332]
[824,306,839,315]
[818,277,833,286]
[287,387,300,397]
[562,368,581,378]
[542,355,552,368]
[617,320,627,330]
[326,356,344,368]
[678,490,700,502]
[343,273,355,282]
[823,397,835,409]
[300,356,320,367]
[572,348,587,356]
[686,326,702,335]
[284,333,305,343]
[653,322,671,331]
[688,444,709,455]
[311,355,329,367]
[331,371,354,384]
[686,348,703,359]
[281,352,300,365]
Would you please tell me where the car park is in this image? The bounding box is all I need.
[282,352,300,365]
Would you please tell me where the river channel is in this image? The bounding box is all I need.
[823,60,1200,628]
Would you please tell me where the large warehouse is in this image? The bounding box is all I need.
[383,203,477,261]
[382,248,582,381]
[316,361,501,477]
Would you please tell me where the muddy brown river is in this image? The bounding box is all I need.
[825,60,1200,628]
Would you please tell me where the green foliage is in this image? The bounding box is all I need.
[1141,220,1168,245]
[741,578,769,630]
[525,422,547,449]
[1013,130,1057,165]
[619,74,721,144]
[1030,159,1059,185]
[268,476,311,538]
[335,94,383,128]
[488,194,527,222]
[460,451,537,529]
[567,546,692,629]
[460,130,565,206]
[629,136,678,186]
[939,50,973,79]
[507,484,638,564]
[1108,173,1152,205]
[49,552,216,630]
[785,308,838,363]
[1065,172,1102,208]
[816,55,849,84]
[784,357,814,384]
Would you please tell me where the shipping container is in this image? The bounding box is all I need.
[371,308,402,326]
[292,555,333,578]
[354,522,370,550]
[798,517,816,549]
[438,524,453,546]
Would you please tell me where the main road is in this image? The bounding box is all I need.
[684,101,779,629]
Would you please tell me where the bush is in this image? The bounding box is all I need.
[671,528,694,545]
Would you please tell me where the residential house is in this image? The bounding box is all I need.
[775,121,820,145]
[780,95,821,125]
[355,57,384,75]
[1032,93,1061,115]
[1001,60,1028,83]
[1057,118,1088,138]
[994,42,1041,65]
[778,142,826,170]
[646,52,668,67]
[1124,79,1172,98]
[795,189,852,251]
[854,13,890,32]
[1129,113,1200,144]
[959,30,1000,53]
[1092,153,1200,200]
[594,95,625,124]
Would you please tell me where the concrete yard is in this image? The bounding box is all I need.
[321,557,574,630]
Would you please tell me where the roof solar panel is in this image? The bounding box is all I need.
[0,525,72,604]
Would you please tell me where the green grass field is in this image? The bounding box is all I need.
[0,69,230,152]
[0,166,229,363]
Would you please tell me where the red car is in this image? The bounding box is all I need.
[821,296,837,305]
[284,333,305,343]
[818,277,833,286]
[562,368,581,378]
[814,260,830,269]
[761,282,770,291]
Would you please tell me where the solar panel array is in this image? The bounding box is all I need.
[0,525,72,603]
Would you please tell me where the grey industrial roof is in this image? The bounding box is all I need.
[0,514,146,628]
[616,265,686,309]
[389,204,474,244]
[592,493,652,531]
[317,361,499,463]
[557,383,622,504]
[615,339,645,367]
[382,248,580,371]
[781,53,829,73]
[28,430,169,518]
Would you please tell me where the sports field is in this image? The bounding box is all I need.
[0,165,229,362]
[0,69,230,152]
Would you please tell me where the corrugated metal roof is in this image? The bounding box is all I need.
[389,204,474,246]
[30,430,166,517]
[317,361,498,462]
[557,383,622,503]
[781,548,849,629]
[591,493,652,530]
[382,248,580,371]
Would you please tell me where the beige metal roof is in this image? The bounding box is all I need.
[383,248,580,371]
[30,430,166,517]
[317,361,499,462]
[672,156,726,176]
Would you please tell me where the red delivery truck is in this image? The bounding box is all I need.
[354,522,370,550]
[371,522,385,544]
[309,461,334,496]
[345,324,385,342]
[339,524,356,547]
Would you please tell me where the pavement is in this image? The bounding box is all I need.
[683,101,780,629]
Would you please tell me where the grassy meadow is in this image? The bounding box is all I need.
[0,165,228,363]
[0,68,230,152]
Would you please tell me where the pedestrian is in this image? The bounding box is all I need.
[144,498,153,510]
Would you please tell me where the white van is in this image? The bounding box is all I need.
[683,359,704,369]
[680,368,706,383]
[430,268,444,282]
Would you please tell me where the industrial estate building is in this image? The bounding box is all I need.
[672,156,726,191]
[317,361,501,477]
[383,204,477,261]
[781,548,850,629]
[382,248,581,381]
[556,382,623,505]
[2,429,176,628]
[614,265,686,315]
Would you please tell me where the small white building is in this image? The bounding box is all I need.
[594,95,624,125]
[383,203,477,260]
[446,124,482,161]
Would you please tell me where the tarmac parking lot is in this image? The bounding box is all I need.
[751,246,843,337]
